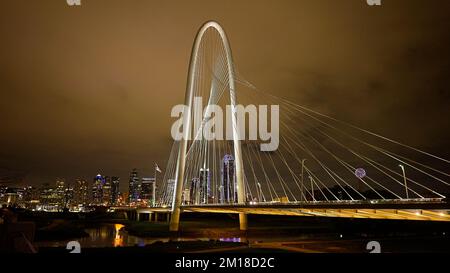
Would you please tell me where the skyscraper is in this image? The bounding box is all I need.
[182,188,190,205]
[74,179,88,205]
[141,177,156,205]
[22,186,39,209]
[111,176,120,206]
[39,183,59,211]
[220,154,237,204]
[166,179,175,204]
[55,179,66,208]
[102,176,112,205]
[128,168,140,204]
[92,174,104,205]
[199,168,210,204]
[190,178,200,205]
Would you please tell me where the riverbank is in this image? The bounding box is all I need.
[123,212,450,240]
[38,240,255,253]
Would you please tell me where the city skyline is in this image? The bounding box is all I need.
[0,1,449,257]
[0,168,154,210]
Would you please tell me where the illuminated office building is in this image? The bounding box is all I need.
[220,154,237,204]
[141,177,155,205]
[92,174,104,205]
[111,176,120,205]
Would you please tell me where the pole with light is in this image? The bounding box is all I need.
[308,175,315,201]
[301,159,306,202]
[256,182,261,203]
[399,164,409,199]
[154,163,162,207]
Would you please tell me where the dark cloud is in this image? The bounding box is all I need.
[0,0,449,190]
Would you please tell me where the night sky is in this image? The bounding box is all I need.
[0,0,449,191]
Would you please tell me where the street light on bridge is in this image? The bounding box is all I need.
[399,164,409,199]
[308,175,315,202]
[301,159,306,202]
[257,182,265,203]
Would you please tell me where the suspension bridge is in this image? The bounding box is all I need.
[116,21,450,231]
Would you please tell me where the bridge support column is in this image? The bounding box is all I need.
[136,212,140,222]
[239,213,248,231]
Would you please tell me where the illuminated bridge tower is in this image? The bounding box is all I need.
[170,21,247,231]
[199,168,211,204]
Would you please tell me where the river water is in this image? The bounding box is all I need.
[34,223,450,252]
[35,223,230,248]
[34,222,340,249]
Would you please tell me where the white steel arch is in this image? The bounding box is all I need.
[169,21,247,231]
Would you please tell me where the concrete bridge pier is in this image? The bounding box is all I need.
[133,211,171,223]
[239,213,248,231]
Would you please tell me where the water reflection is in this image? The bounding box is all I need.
[113,223,124,247]
[219,237,242,243]
[36,223,171,248]
[82,223,166,247]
